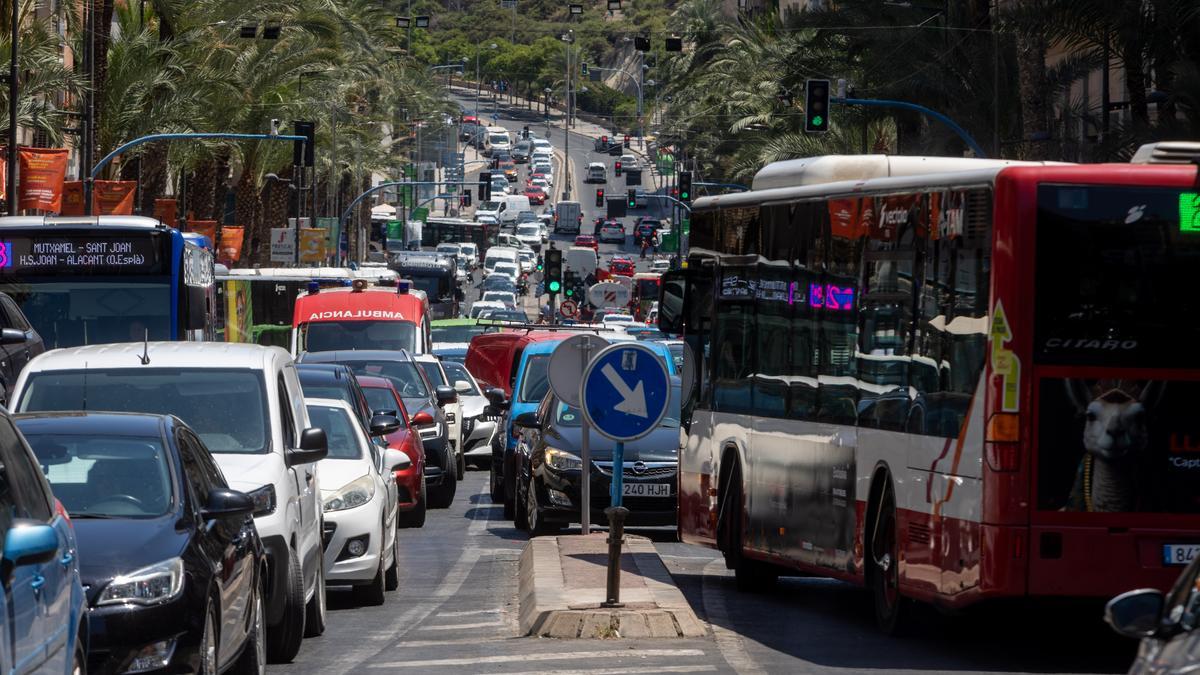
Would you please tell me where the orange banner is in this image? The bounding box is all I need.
[828,198,861,240]
[873,194,918,242]
[299,228,326,263]
[0,149,6,201]
[94,180,137,215]
[18,147,69,212]
[61,181,85,216]
[186,220,218,248]
[153,198,177,225]
[218,226,244,264]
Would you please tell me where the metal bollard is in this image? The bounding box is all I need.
[601,506,630,608]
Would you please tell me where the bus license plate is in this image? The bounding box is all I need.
[1163,544,1200,566]
[622,483,671,498]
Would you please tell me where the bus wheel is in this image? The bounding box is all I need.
[870,481,905,635]
[718,461,775,592]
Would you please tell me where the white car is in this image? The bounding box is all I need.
[414,355,465,479]
[482,290,518,307]
[529,177,550,192]
[474,213,499,226]
[440,361,497,469]
[436,242,461,259]
[516,224,542,251]
[491,262,521,284]
[458,242,479,269]
[650,258,671,273]
[307,398,407,605]
[470,300,507,319]
[532,138,553,153]
[600,313,637,330]
[619,154,639,170]
[11,343,328,662]
[517,249,536,275]
[599,222,626,243]
[530,168,553,187]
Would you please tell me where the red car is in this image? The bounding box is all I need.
[524,187,547,205]
[356,375,427,527]
[574,234,599,251]
[608,258,635,277]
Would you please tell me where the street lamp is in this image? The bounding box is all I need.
[474,42,499,118]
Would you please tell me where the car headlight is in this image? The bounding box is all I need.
[323,475,376,512]
[544,447,583,472]
[247,484,276,516]
[97,557,184,607]
[418,422,443,440]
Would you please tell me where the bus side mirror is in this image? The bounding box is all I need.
[658,269,688,335]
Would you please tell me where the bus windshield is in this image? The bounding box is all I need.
[2,279,172,348]
[301,320,417,352]
[432,324,487,344]
[1035,185,1200,368]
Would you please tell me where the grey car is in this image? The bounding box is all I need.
[1106,553,1200,674]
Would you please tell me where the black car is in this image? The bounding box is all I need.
[16,412,266,674]
[511,384,681,534]
[298,350,459,508]
[1107,553,1200,674]
[0,291,44,404]
[296,363,374,431]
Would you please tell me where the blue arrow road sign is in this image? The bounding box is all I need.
[581,342,671,442]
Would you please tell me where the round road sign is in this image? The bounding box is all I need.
[547,334,610,408]
[581,342,671,442]
[559,299,578,318]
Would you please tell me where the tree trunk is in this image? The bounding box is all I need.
[187,158,218,221]
[90,0,116,166]
[1015,5,1049,158]
[212,150,232,224]
[133,143,170,218]
[233,164,260,264]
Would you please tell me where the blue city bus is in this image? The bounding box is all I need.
[0,216,216,347]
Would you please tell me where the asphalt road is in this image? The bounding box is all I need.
[271,470,1137,675]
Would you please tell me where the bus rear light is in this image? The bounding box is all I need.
[985,413,1019,442]
[985,442,1020,472]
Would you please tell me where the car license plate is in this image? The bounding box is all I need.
[1163,544,1200,566]
[622,483,671,497]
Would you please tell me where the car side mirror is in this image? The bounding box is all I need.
[435,385,458,406]
[513,411,539,429]
[383,448,412,473]
[0,328,26,346]
[287,428,328,466]
[202,488,255,520]
[2,522,58,568]
[370,413,402,437]
[1105,588,1165,639]
[411,411,435,427]
[454,380,473,394]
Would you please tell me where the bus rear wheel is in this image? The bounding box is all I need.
[718,461,776,592]
[870,482,905,635]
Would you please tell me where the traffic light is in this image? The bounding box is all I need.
[679,170,692,203]
[293,121,315,167]
[665,36,682,52]
[614,161,622,177]
[804,79,830,134]
[627,189,636,208]
[544,248,563,295]
[623,135,630,148]
[581,62,589,76]
[634,35,650,51]
[462,191,472,207]
[601,135,607,145]
[479,171,492,201]
[595,188,605,207]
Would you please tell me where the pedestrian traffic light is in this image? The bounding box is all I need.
[595,188,605,207]
[627,189,637,208]
[480,171,492,201]
[614,161,622,177]
[679,170,692,203]
[804,79,830,134]
[544,248,563,294]
[623,135,630,148]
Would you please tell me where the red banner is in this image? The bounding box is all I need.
[18,147,69,212]
[186,220,218,248]
[828,198,862,240]
[94,180,137,215]
[61,181,85,215]
[0,149,6,201]
[872,194,918,242]
[218,226,244,264]
[153,198,178,225]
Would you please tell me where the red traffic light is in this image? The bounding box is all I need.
[614,161,622,176]
[595,188,605,207]
[601,135,607,143]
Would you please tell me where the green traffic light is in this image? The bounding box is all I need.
[565,288,574,297]
[812,115,824,127]
[548,280,561,292]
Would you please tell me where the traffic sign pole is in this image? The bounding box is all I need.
[610,441,624,508]
[580,339,593,533]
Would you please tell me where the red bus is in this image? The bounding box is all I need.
[660,152,1200,632]
[291,280,431,355]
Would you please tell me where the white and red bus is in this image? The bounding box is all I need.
[660,151,1200,632]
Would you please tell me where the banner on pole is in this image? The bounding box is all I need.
[218,226,244,264]
[18,148,69,211]
[299,228,326,263]
[154,198,178,225]
[186,220,218,248]
[270,227,296,263]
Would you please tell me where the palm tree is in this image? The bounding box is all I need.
[0,2,86,147]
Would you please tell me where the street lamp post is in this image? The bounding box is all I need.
[475,42,498,118]
[561,30,573,200]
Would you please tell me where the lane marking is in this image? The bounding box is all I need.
[702,558,767,675]
[368,649,706,669]
[418,620,505,631]
[467,482,497,536]
[436,608,504,617]
[495,666,717,675]
[366,637,508,647]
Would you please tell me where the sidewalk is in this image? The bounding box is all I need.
[518,533,706,639]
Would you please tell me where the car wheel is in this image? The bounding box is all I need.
[398,475,427,528]
[525,474,561,536]
[385,519,401,591]
[354,535,387,607]
[490,457,504,503]
[429,450,458,508]
[303,552,326,638]
[201,602,218,675]
[266,548,304,663]
[514,468,530,530]
[231,580,266,674]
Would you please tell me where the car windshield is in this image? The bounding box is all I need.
[494,264,519,277]
[18,369,269,454]
[518,354,551,402]
[22,430,174,518]
[301,320,417,352]
[488,133,509,144]
[361,387,405,420]
[517,225,539,236]
[460,244,477,255]
[483,292,513,302]
[441,362,480,395]
[480,277,516,292]
[304,404,363,460]
[437,245,460,255]
[432,324,486,343]
[479,201,500,211]
[338,360,429,398]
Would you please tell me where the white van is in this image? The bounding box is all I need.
[475,200,503,222]
[485,127,511,157]
[483,246,520,274]
[12,343,332,662]
[565,246,599,280]
[554,201,582,234]
[499,195,531,225]
[585,162,606,183]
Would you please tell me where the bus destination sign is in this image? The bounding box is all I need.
[0,234,165,274]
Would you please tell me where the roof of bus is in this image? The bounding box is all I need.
[292,287,427,326]
[219,267,398,281]
[432,318,483,327]
[750,154,1062,191]
[632,272,661,281]
[0,215,168,229]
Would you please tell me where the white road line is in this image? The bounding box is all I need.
[418,619,505,631]
[368,636,509,647]
[436,608,504,617]
[702,558,766,675]
[368,649,706,669]
[494,666,717,675]
[467,483,496,535]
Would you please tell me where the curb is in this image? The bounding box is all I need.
[518,535,707,639]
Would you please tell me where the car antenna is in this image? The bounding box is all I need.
[138,329,151,365]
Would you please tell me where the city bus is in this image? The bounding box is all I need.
[0,215,215,347]
[388,251,463,320]
[420,217,497,256]
[660,153,1200,632]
